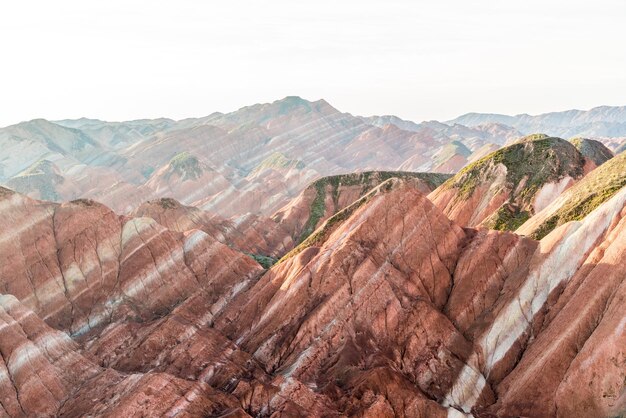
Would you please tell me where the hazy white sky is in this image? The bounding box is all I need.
[1,0,625,127]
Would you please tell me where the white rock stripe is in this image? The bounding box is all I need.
[443,187,626,412]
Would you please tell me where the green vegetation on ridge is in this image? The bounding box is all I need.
[280,178,402,264]
[482,203,531,231]
[517,133,550,143]
[297,171,450,243]
[569,137,614,166]
[168,152,204,180]
[432,141,471,168]
[441,135,586,232]
[446,136,583,202]
[247,253,277,269]
[528,151,626,239]
[250,152,305,175]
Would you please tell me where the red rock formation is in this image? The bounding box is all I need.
[445,229,538,335]
[213,179,495,415]
[1,172,625,417]
[0,294,245,417]
[489,187,626,417]
[517,150,626,239]
[132,197,294,258]
[272,171,449,245]
[0,187,262,336]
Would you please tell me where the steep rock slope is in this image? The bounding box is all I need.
[2,177,626,416]
[212,177,626,417]
[133,197,294,258]
[0,187,262,336]
[0,294,243,417]
[0,187,274,416]
[214,179,486,416]
[517,150,626,239]
[0,181,476,417]
[484,186,626,417]
[1,183,466,417]
[272,171,450,244]
[429,135,589,230]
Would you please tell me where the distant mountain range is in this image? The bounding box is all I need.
[448,105,626,139]
[0,97,624,220]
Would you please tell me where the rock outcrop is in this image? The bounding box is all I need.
[0,187,263,336]
[486,186,626,417]
[0,294,245,417]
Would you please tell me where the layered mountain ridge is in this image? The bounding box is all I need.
[3,98,624,220]
[272,171,450,245]
[429,135,612,231]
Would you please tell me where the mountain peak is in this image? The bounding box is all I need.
[14,118,62,130]
[517,133,550,142]
[274,95,310,108]
[19,159,62,177]
[430,136,587,229]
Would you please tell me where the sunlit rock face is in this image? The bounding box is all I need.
[517,150,626,239]
[492,188,626,417]
[0,172,626,417]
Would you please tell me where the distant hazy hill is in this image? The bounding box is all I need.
[448,105,626,139]
[0,97,513,216]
